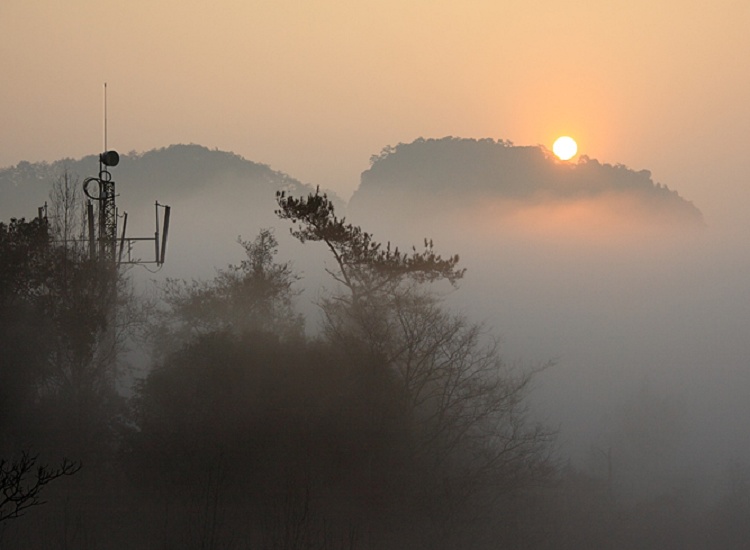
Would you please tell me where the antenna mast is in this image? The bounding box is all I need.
[104,82,108,152]
[82,85,171,267]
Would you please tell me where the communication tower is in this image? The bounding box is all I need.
[81,84,171,268]
[82,150,171,268]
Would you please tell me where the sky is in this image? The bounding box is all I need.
[3,0,750,219]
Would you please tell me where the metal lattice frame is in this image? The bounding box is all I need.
[83,151,170,267]
[98,174,117,265]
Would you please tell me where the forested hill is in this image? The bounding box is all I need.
[349,137,703,230]
[0,144,327,221]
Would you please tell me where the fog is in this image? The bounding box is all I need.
[2,138,749,547]
[347,138,750,498]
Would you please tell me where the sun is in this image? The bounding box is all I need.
[553,136,578,161]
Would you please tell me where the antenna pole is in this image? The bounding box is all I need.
[104,82,108,152]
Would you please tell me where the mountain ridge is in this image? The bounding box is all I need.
[351,137,703,226]
[0,144,326,221]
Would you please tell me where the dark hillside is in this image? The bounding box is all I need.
[0,144,330,221]
[349,137,703,233]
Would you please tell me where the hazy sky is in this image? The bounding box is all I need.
[3,0,749,217]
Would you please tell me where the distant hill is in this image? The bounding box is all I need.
[0,144,341,280]
[0,144,330,221]
[348,137,703,237]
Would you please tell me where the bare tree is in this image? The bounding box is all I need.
[0,451,80,523]
[48,168,84,253]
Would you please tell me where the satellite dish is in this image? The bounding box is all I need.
[100,150,120,167]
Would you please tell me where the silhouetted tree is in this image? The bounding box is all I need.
[276,189,554,547]
[276,188,463,355]
[150,228,303,358]
[276,188,463,296]
[0,217,54,454]
[0,169,136,462]
[36,172,133,460]
[0,451,80,523]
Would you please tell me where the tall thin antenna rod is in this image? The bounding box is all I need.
[104,82,108,152]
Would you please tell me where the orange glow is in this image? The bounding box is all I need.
[464,194,699,246]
